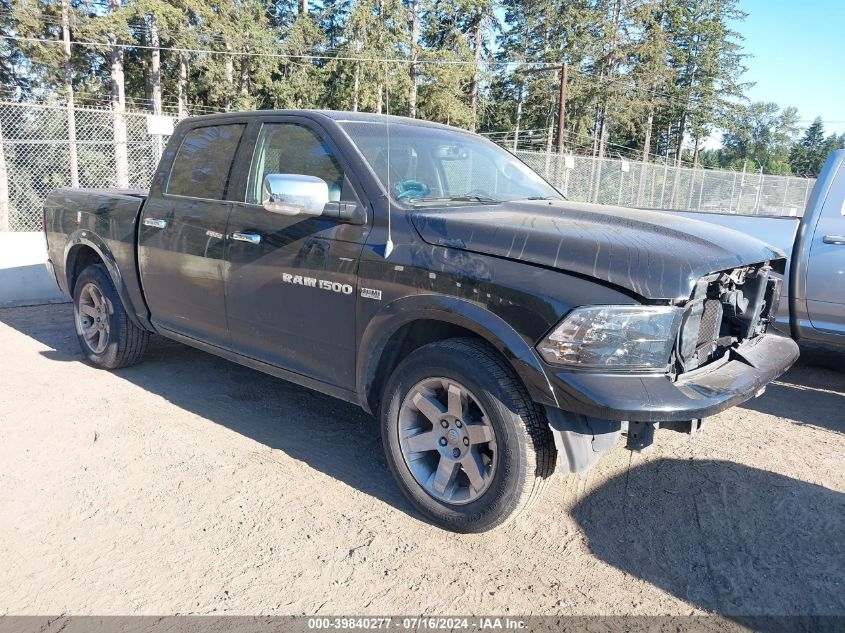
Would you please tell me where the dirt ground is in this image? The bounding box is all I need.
[0,303,843,618]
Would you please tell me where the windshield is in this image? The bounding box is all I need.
[339,120,563,205]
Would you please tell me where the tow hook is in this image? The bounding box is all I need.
[626,420,656,451]
[625,418,707,451]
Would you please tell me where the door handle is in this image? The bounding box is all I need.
[232,231,261,245]
[823,235,845,245]
[143,218,167,229]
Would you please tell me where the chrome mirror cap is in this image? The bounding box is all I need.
[262,174,329,216]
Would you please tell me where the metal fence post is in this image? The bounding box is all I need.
[154,134,163,165]
[0,120,8,232]
[781,178,789,214]
[617,163,624,206]
[697,170,705,210]
[729,171,737,212]
[113,106,129,188]
[686,165,696,209]
[563,155,572,197]
[649,162,657,207]
[753,166,763,214]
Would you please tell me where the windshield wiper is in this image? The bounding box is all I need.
[407,195,501,204]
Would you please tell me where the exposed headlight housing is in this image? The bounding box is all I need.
[537,305,683,370]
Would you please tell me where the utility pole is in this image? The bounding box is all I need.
[108,0,128,188]
[522,63,568,152]
[556,64,567,154]
[408,0,420,118]
[61,0,79,188]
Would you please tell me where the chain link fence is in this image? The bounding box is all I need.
[0,100,816,232]
[515,150,815,217]
[0,101,173,232]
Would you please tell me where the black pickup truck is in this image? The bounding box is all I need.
[43,110,799,532]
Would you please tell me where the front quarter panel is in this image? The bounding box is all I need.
[355,241,638,410]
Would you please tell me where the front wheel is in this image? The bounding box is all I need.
[73,263,149,369]
[380,338,555,533]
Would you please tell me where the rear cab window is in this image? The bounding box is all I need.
[167,124,245,199]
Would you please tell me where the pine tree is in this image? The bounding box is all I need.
[4,0,831,181]
[415,0,474,126]
[822,131,845,164]
[664,0,747,165]
[0,0,30,96]
[790,117,828,177]
[626,0,673,163]
[269,12,326,109]
[494,0,604,151]
[720,102,798,174]
[116,0,208,115]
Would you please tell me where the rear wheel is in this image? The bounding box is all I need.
[380,338,555,532]
[73,264,149,369]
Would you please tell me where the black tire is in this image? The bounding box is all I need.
[380,338,555,533]
[72,263,149,369]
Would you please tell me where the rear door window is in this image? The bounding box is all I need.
[167,124,245,200]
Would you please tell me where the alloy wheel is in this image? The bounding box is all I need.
[77,282,110,354]
[397,377,498,505]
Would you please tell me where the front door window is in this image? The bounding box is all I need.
[245,124,346,205]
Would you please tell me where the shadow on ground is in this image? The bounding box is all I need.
[0,304,414,521]
[572,458,845,628]
[739,342,844,434]
[3,304,845,625]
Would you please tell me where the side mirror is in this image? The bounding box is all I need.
[262,174,329,216]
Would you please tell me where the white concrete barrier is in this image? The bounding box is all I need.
[0,232,70,308]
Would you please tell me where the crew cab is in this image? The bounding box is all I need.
[43,110,799,532]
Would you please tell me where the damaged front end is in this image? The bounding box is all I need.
[672,263,783,375]
[544,260,796,475]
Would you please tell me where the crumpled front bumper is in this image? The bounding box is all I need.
[542,333,799,474]
[544,332,799,424]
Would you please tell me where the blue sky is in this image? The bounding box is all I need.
[733,0,845,136]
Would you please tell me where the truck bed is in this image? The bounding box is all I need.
[43,187,150,327]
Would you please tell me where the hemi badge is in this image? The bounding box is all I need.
[205,230,223,239]
[361,287,382,300]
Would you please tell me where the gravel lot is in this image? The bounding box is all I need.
[1,303,843,618]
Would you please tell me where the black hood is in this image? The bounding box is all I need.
[410,200,784,300]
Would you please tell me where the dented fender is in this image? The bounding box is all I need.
[356,293,560,414]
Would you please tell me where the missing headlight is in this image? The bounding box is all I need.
[675,263,779,374]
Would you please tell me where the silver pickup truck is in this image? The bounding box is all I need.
[667,149,845,348]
